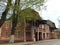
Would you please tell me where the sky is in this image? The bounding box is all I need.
[0,1,6,19]
[0,0,60,28]
[39,0,60,28]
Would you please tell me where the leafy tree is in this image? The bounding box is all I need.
[0,0,46,43]
[55,29,60,39]
[0,0,12,37]
[0,0,12,27]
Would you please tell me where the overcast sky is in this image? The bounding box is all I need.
[39,0,60,28]
[0,0,60,28]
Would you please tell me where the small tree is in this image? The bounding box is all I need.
[0,0,12,37]
[55,29,60,39]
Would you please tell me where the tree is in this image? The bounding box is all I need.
[9,0,20,43]
[20,8,42,42]
[0,0,46,43]
[0,0,12,37]
[55,29,60,39]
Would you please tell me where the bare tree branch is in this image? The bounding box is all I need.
[0,0,12,27]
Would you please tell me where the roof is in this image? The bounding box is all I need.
[36,19,57,30]
[46,20,56,28]
[36,20,47,24]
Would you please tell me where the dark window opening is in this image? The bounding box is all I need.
[17,31,21,38]
[43,33,45,38]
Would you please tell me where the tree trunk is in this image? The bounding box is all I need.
[24,18,26,42]
[9,35,14,43]
[9,22,16,43]
[0,27,1,37]
[9,17,17,43]
[24,29,26,42]
[9,0,18,43]
[9,14,18,43]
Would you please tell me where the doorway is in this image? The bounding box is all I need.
[39,32,42,40]
[35,32,38,41]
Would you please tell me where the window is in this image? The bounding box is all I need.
[26,32,31,36]
[39,25,42,29]
[17,31,21,38]
[5,23,9,29]
[42,25,45,29]
[5,32,8,37]
[45,25,49,30]
[26,32,31,38]
[18,22,21,27]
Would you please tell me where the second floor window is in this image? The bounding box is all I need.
[42,25,45,29]
[45,25,49,30]
[17,31,21,38]
[5,32,8,37]
[18,22,21,27]
[5,23,9,29]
